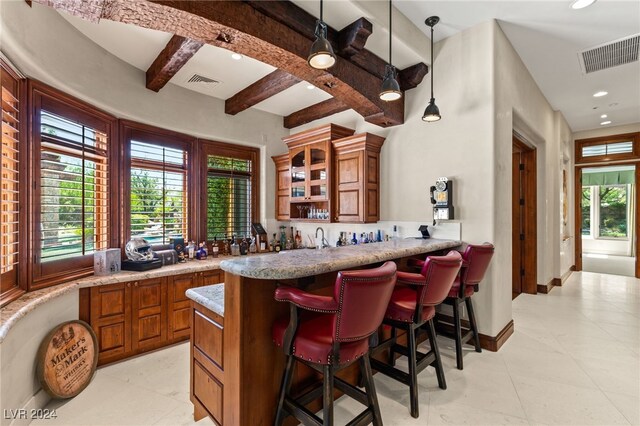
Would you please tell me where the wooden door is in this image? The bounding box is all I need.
[90,283,132,363]
[131,277,168,351]
[512,137,537,297]
[272,154,290,220]
[335,150,364,222]
[168,273,198,341]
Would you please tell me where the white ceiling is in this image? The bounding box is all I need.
[59,0,640,131]
[395,0,640,131]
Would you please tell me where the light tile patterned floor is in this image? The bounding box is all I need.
[33,271,639,425]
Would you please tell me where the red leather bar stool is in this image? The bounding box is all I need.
[370,251,462,418]
[440,243,495,370]
[272,261,397,426]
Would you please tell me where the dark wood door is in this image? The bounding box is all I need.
[131,277,167,351]
[512,137,537,297]
[90,283,132,363]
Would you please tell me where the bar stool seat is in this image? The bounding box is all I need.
[385,286,436,323]
[448,277,475,298]
[273,313,369,365]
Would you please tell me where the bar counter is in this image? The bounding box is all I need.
[205,238,461,425]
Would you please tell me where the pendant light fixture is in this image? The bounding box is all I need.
[422,16,441,122]
[308,0,336,70]
[379,0,402,102]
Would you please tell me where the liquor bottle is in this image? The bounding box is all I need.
[369,232,374,243]
[290,227,295,247]
[285,237,292,250]
[279,226,286,248]
[196,242,207,260]
[249,237,257,254]
[295,230,302,249]
[231,235,240,256]
[223,234,230,255]
[212,237,219,258]
[275,238,281,253]
[376,230,382,243]
[240,237,248,255]
[392,225,399,240]
[270,233,276,252]
[352,232,358,245]
[188,241,195,260]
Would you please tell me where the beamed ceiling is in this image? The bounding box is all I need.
[30,0,428,129]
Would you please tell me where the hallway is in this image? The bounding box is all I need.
[33,272,639,425]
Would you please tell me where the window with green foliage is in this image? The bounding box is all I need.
[581,187,591,236]
[206,155,252,239]
[130,141,188,244]
[39,110,109,263]
[598,185,628,238]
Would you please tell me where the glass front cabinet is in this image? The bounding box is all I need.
[274,123,384,223]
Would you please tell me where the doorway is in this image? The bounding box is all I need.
[578,164,637,277]
[512,136,537,298]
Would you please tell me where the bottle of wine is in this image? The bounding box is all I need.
[295,230,302,249]
[352,233,358,245]
[270,233,276,252]
[231,235,240,256]
[240,237,248,255]
[249,236,257,254]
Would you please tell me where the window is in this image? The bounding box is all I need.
[199,142,259,242]
[576,133,639,164]
[581,187,591,236]
[581,184,631,239]
[129,140,188,244]
[206,155,253,239]
[31,84,115,288]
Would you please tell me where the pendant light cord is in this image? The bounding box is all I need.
[430,24,434,99]
[389,0,392,65]
[320,0,323,21]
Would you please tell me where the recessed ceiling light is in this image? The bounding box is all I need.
[600,120,612,125]
[593,91,608,97]
[600,114,607,118]
[306,84,315,90]
[571,0,596,9]
[231,53,242,60]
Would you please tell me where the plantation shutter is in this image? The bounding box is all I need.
[130,140,188,244]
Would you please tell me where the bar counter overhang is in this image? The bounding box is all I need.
[218,238,461,425]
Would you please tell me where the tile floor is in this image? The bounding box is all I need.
[33,271,639,425]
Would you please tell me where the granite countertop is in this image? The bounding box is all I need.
[0,256,229,344]
[186,284,225,318]
[220,238,461,280]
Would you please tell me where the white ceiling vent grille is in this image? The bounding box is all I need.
[186,73,221,86]
[579,34,640,74]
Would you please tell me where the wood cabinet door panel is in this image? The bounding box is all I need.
[201,271,222,287]
[171,306,191,339]
[194,309,223,368]
[90,283,132,363]
[338,190,361,217]
[132,277,167,351]
[338,155,360,185]
[193,360,223,425]
[97,322,127,353]
[171,274,196,304]
[91,284,127,320]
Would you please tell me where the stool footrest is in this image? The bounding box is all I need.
[296,384,324,406]
[346,409,374,426]
[370,357,411,385]
[334,377,368,406]
[283,397,322,426]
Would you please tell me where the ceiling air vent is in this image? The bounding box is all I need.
[579,34,640,74]
[186,73,221,86]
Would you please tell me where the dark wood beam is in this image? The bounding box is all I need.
[225,70,301,115]
[146,34,203,92]
[337,18,372,58]
[25,0,32,6]
[284,98,350,129]
[398,63,429,91]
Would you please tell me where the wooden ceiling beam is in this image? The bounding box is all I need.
[225,70,301,115]
[284,98,350,129]
[337,18,372,58]
[146,34,203,92]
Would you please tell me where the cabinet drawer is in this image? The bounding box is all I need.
[194,309,223,368]
[194,360,223,425]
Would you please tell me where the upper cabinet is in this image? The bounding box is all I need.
[273,124,384,224]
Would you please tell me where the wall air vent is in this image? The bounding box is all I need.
[579,34,640,74]
[186,74,221,86]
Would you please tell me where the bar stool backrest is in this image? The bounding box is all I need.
[461,243,495,286]
[333,261,397,343]
[420,251,463,307]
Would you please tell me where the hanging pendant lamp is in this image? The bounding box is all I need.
[422,16,441,122]
[379,0,402,101]
[308,0,336,70]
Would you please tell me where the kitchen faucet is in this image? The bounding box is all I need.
[315,227,330,249]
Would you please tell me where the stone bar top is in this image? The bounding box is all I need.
[186,284,225,318]
[220,238,462,280]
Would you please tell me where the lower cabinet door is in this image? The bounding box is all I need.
[168,273,199,340]
[193,360,223,425]
[131,277,168,351]
[90,283,132,364]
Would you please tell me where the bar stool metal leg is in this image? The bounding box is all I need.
[465,297,482,353]
[322,365,334,426]
[452,299,464,370]
[388,327,397,366]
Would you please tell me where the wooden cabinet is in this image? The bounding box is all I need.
[272,154,290,221]
[191,301,224,425]
[281,123,355,222]
[333,133,385,223]
[82,269,224,365]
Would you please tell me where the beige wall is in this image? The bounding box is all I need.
[573,123,640,141]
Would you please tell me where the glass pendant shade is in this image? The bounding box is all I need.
[308,21,336,70]
[379,65,402,101]
[422,98,441,122]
